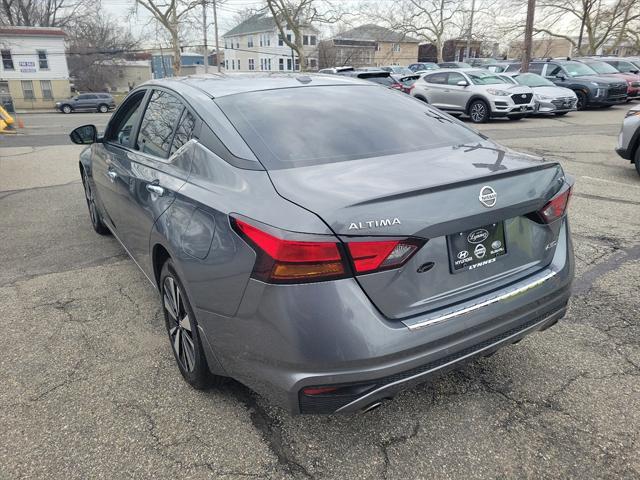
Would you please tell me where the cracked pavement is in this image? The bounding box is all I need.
[1,108,639,479]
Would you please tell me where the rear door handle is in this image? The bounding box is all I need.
[146,184,165,196]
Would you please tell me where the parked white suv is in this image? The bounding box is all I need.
[412,69,536,123]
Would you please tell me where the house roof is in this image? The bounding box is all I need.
[335,24,419,43]
[223,12,317,37]
[0,26,65,37]
[223,13,276,37]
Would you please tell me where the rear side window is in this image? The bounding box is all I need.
[170,110,196,155]
[216,85,480,169]
[527,63,544,75]
[425,72,447,84]
[137,90,184,158]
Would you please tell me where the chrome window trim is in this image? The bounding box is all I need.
[405,269,558,331]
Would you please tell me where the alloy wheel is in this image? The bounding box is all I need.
[163,276,196,373]
[470,102,487,122]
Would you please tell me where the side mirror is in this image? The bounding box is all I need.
[457,80,469,87]
[555,74,566,81]
[70,124,98,145]
[631,70,639,74]
[73,97,78,101]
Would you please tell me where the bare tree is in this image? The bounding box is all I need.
[0,0,92,27]
[265,0,344,71]
[66,14,140,92]
[134,0,200,75]
[535,0,640,55]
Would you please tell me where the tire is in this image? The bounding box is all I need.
[98,104,108,113]
[469,99,489,123]
[634,147,640,178]
[576,91,587,111]
[81,169,110,235]
[555,111,569,116]
[160,260,225,389]
[62,104,72,114]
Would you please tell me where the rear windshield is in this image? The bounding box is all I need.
[216,85,481,169]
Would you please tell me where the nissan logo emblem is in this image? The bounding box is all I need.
[479,186,497,208]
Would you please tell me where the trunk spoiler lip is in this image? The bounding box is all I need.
[351,161,562,208]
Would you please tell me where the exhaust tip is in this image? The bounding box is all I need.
[361,401,383,413]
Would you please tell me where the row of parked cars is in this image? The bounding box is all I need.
[320,57,640,124]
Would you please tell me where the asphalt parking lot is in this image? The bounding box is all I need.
[1,107,639,479]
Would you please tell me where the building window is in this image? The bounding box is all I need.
[248,36,254,48]
[265,34,270,46]
[393,43,401,52]
[225,60,228,69]
[278,34,283,46]
[231,59,235,70]
[237,59,241,70]
[259,35,263,47]
[375,44,380,52]
[21,80,34,100]
[224,39,228,49]
[37,50,48,69]
[295,58,299,71]
[248,58,255,70]
[303,35,316,46]
[40,80,53,99]
[279,58,284,70]
[1,49,14,70]
[287,58,292,70]
[267,58,271,70]
[308,58,317,69]
[235,39,239,48]
[310,35,316,46]
[287,33,292,43]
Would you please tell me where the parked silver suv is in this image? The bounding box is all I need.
[616,104,640,177]
[412,69,535,123]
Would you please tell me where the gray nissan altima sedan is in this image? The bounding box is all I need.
[70,73,574,414]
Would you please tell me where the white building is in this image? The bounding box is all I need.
[222,13,318,72]
[0,26,70,110]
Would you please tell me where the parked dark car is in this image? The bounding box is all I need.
[71,74,574,415]
[575,58,640,99]
[523,60,628,109]
[56,93,116,114]
[408,62,439,72]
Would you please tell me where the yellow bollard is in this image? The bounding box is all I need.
[0,105,15,133]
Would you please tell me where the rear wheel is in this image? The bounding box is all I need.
[161,260,225,389]
[576,91,587,110]
[469,100,489,123]
[81,169,110,235]
[62,104,72,114]
[634,148,640,177]
[98,104,108,113]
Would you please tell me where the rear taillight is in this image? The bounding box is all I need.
[391,82,403,90]
[538,186,572,223]
[232,217,425,283]
[347,239,424,274]
[231,218,347,283]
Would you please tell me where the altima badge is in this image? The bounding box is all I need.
[479,186,497,208]
[348,218,401,230]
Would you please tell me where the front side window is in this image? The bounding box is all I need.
[1,49,14,70]
[447,72,466,85]
[37,50,48,69]
[106,90,145,147]
[21,80,34,100]
[137,90,184,158]
[216,85,480,169]
[545,64,563,77]
[562,61,597,77]
[40,80,53,99]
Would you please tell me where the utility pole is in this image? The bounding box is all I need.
[202,0,209,73]
[213,0,221,72]
[521,0,536,72]
[464,0,476,61]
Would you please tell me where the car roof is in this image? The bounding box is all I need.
[143,73,368,98]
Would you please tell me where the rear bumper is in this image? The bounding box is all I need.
[198,219,574,414]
